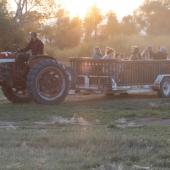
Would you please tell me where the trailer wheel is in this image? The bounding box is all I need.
[104,78,113,96]
[1,85,31,103]
[159,77,170,98]
[27,59,69,105]
[66,66,76,89]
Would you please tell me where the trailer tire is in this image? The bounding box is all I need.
[66,66,76,90]
[159,77,170,98]
[104,78,113,96]
[27,59,69,105]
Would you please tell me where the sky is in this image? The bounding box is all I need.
[59,0,145,19]
[9,0,145,19]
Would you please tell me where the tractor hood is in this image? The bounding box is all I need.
[0,52,16,63]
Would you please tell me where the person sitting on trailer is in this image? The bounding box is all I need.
[154,47,168,60]
[114,51,120,59]
[130,46,142,60]
[102,47,114,59]
[92,47,102,59]
[141,46,155,60]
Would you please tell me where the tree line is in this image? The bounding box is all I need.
[1,0,170,56]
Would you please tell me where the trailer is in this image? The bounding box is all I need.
[70,58,170,98]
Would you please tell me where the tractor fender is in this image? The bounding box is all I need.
[28,55,57,68]
[28,55,69,81]
[153,74,170,90]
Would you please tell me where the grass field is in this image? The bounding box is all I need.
[0,93,170,170]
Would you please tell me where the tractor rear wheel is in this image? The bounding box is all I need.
[27,59,69,105]
[1,85,31,103]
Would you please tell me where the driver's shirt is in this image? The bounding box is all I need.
[22,38,44,55]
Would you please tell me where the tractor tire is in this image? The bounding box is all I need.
[158,77,170,98]
[27,59,69,105]
[1,85,31,103]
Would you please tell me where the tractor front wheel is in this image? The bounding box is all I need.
[1,85,31,103]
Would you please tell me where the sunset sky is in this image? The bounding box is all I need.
[61,0,145,19]
[9,0,145,19]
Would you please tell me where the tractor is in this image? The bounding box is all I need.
[0,52,69,105]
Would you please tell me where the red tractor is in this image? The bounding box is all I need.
[0,52,69,105]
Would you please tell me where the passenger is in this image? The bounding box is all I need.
[92,47,102,59]
[130,46,142,60]
[154,47,168,60]
[102,47,114,59]
[141,46,155,60]
[114,51,119,59]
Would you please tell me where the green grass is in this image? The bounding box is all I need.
[0,94,170,169]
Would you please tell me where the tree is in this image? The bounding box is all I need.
[13,0,57,23]
[66,17,82,47]
[121,15,138,35]
[100,11,120,40]
[84,15,93,41]
[19,11,43,33]
[0,0,24,50]
[135,0,170,35]
[84,5,102,41]
[42,9,82,49]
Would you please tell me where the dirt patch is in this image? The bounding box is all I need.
[6,163,22,169]
[133,165,150,170]
[0,121,17,129]
[113,118,144,128]
[135,117,170,126]
[92,163,151,170]
[34,115,93,127]
[0,98,9,104]
[66,94,104,102]
[92,163,124,170]
[0,116,169,130]
[110,117,170,129]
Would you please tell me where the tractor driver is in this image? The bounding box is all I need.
[16,32,44,73]
[20,32,44,56]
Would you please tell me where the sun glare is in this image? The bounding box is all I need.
[61,0,144,19]
[9,0,144,20]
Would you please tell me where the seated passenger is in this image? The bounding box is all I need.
[141,46,155,60]
[154,47,168,60]
[102,47,114,59]
[92,47,102,59]
[130,46,142,60]
[114,51,120,59]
